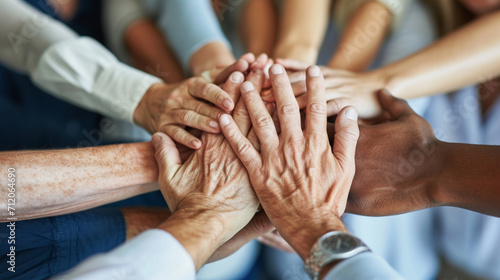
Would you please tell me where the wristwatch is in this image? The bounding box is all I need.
[304,231,371,280]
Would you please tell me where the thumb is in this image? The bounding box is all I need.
[378,89,414,119]
[333,106,360,172]
[152,133,182,181]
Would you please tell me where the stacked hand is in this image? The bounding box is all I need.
[134,53,269,150]
[275,58,386,119]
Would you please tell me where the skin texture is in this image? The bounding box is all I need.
[124,19,185,83]
[273,0,331,64]
[133,55,258,150]
[151,70,263,270]
[240,0,278,55]
[340,91,500,218]
[279,11,500,119]
[0,143,158,221]
[328,0,391,71]
[133,80,234,150]
[219,65,360,260]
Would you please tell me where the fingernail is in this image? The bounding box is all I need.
[257,53,267,61]
[242,81,255,92]
[151,133,162,147]
[223,99,233,110]
[308,66,321,77]
[270,64,283,75]
[220,114,231,127]
[345,108,358,121]
[191,140,201,148]
[209,120,219,129]
[230,72,244,83]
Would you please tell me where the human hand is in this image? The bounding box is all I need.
[133,77,236,149]
[276,58,385,119]
[151,70,265,269]
[219,64,360,259]
[343,90,441,216]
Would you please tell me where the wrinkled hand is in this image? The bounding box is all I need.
[342,90,440,216]
[219,64,360,259]
[276,58,385,119]
[134,78,235,149]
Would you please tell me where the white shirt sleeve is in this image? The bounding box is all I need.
[0,0,162,122]
[324,252,405,280]
[53,229,196,280]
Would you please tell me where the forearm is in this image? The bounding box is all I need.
[432,142,500,217]
[189,42,235,76]
[373,11,500,99]
[0,142,159,221]
[273,0,330,64]
[125,19,185,83]
[328,1,391,71]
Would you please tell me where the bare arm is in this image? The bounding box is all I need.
[377,11,500,99]
[0,143,159,221]
[328,1,391,71]
[125,19,185,83]
[273,0,331,64]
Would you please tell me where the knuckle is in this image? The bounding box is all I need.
[236,139,252,155]
[308,103,327,115]
[179,111,191,123]
[255,115,273,127]
[200,83,213,98]
[170,128,184,141]
[280,103,298,115]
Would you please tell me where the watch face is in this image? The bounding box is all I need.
[320,233,360,254]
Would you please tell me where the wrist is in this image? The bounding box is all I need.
[190,42,235,76]
[274,43,319,65]
[158,208,229,270]
[284,215,347,260]
[133,82,167,132]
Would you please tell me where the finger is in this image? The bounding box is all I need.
[241,81,280,154]
[219,114,262,171]
[222,71,245,102]
[161,124,202,150]
[188,78,234,111]
[305,66,327,137]
[183,99,225,120]
[269,64,302,138]
[240,52,256,64]
[246,68,265,93]
[151,133,182,181]
[327,98,351,116]
[252,53,268,69]
[213,59,250,85]
[172,110,220,133]
[333,106,360,172]
[275,58,309,71]
[231,94,252,136]
[378,89,414,119]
